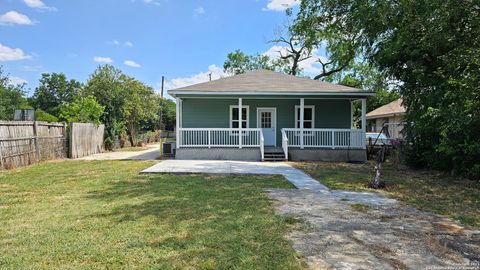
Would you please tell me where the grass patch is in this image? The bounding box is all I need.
[294,162,480,227]
[350,203,370,212]
[0,161,304,269]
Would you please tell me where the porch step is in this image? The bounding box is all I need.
[263,151,286,162]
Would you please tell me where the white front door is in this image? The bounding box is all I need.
[257,108,276,146]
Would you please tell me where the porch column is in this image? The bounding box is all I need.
[238,98,242,149]
[350,100,354,128]
[361,98,367,149]
[300,98,304,149]
[176,98,182,149]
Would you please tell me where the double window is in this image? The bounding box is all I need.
[230,105,249,128]
[294,105,315,128]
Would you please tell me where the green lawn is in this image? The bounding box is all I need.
[0,161,304,269]
[294,162,480,227]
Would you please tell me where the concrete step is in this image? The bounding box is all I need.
[263,152,286,162]
[263,158,286,161]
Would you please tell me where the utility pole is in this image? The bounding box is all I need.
[159,76,165,131]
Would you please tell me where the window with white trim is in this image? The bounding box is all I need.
[230,105,249,128]
[295,105,315,128]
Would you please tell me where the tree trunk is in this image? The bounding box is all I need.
[128,124,136,147]
[367,146,386,189]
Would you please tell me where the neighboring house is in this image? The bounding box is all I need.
[168,69,374,162]
[366,98,406,139]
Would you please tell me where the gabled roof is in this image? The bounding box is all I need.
[366,98,406,119]
[168,69,374,96]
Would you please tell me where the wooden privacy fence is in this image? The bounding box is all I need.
[0,121,66,169]
[69,123,105,159]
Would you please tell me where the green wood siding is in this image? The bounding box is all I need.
[181,98,352,146]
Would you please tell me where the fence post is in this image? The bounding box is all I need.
[0,141,4,169]
[68,123,73,158]
[63,122,67,158]
[33,121,40,161]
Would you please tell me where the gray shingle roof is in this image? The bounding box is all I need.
[168,69,372,95]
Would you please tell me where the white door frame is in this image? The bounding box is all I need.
[256,107,277,146]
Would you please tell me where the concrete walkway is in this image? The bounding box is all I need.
[142,160,396,205]
[79,144,160,160]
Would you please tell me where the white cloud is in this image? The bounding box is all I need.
[263,0,300,11]
[0,11,34,25]
[263,45,330,75]
[23,0,56,11]
[93,56,113,63]
[22,65,42,72]
[164,64,227,91]
[124,60,141,68]
[0,43,32,61]
[140,0,161,6]
[194,7,205,15]
[8,76,28,86]
[111,40,134,47]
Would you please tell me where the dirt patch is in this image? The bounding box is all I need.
[267,188,480,270]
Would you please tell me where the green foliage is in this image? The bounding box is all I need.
[223,49,289,75]
[31,73,82,117]
[337,66,399,125]
[122,77,159,146]
[160,98,176,130]
[142,96,176,131]
[59,95,105,124]
[84,65,130,150]
[84,65,160,150]
[296,0,480,178]
[35,109,59,122]
[0,67,29,120]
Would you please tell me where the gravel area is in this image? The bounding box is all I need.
[268,188,480,270]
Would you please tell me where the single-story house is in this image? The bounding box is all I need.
[366,98,406,139]
[168,69,374,162]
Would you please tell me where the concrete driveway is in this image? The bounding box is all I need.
[142,160,480,269]
[142,160,394,205]
[79,144,160,160]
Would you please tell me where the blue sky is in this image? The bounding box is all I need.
[1,0,327,97]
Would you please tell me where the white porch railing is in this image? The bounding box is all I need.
[282,128,365,149]
[178,128,265,160]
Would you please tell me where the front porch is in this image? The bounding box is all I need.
[175,97,368,162]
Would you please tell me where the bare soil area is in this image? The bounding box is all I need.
[268,188,480,270]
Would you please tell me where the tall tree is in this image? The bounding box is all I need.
[296,0,480,178]
[269,16,313,76]
[31,73,82,116]
[0,67,29,120]
[122,78,159,146]
[84,65,129,150]
[223,49,288,75]
[59,95,105,124]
